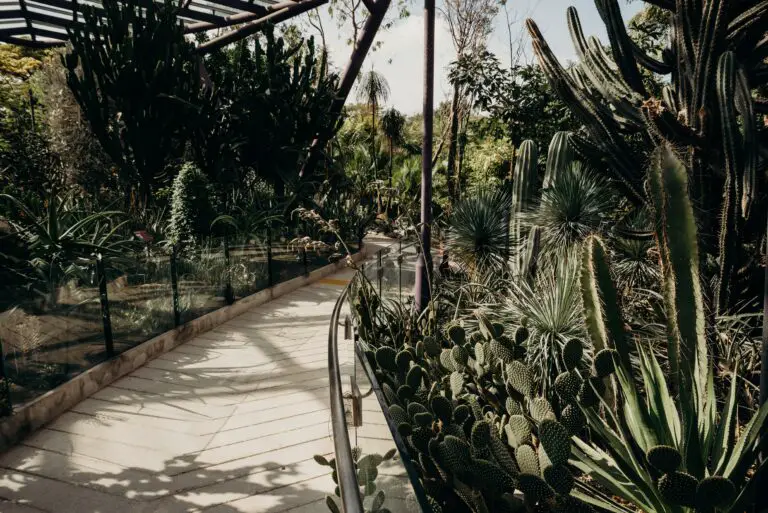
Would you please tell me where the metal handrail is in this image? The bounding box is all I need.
[327,281,364,513]
[327,241,428,513]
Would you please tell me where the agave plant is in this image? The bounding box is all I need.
[448,188,512,275]
[527,162,616,257]
[566,146,768,513]
[0,192,130,304]
[494,253,588,396]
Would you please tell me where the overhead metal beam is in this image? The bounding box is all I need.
[184,0,296,33]
[19,0,38,42]
[196,0,325,53]
[0,33,62,46]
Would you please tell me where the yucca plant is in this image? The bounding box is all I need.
[528,162,616,256]
[567,146,768,513]
[448,188,513,276]
[502,255,588,395]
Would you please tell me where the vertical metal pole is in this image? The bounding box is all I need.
[303,224,309,276]
[267,224,274,287]
[96,253,114,356]
[0,340,12,416]
[378,250,383,296]
[223,236,235,305]
[171,245,181,326]
[414,0,434,313]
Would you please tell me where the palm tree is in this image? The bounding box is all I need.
[355,69,391,180]
[380,107,406,188]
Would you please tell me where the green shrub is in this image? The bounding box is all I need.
[168,163,219,247]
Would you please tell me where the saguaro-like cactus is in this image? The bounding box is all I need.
[511,140,538,276]
[526,0,767,314]
[517,132,575,278]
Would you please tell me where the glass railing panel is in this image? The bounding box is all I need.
[350,347,422,513]
[229,236,270,299]
[0,270,105,408]
[271,240,305,284]
[108,248,175,352]
[177,239,228,325]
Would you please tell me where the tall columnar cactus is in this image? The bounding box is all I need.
[511,140,538,276]
[526,0,767,314]
[543,131,573,189]
[513,133,576,278]
[565,146,768,512]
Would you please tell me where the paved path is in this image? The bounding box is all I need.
[0,264,410,513]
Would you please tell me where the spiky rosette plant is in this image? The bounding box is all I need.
[563,146,768,513]
[448,188,513,275]
[503,255,588,395]
[527,162,617,256]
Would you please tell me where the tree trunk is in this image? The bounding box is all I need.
[456,130,467,199]
[415,0,435,313]
[445,83,461,204]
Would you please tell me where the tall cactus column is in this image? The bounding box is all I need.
[510,140,537,277]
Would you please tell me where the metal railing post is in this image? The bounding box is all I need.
[96,253,114,357]
[398,240,402,303]
[171,245,181,326]
[267,224,274,287]
[223,236,235,305]
[0,341,12,416]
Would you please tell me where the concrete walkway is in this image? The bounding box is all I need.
[0,264,409,513]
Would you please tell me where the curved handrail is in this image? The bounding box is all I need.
[327,281,364,513]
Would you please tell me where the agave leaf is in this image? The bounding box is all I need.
[637,344,680,448]
[581,404,652,496]
[722,400,768,481]
[699,365,717,465]
[570,439,660,512]
[711,367,738,474]
[571,482,638,513]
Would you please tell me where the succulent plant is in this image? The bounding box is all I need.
[561,146,768,513]
[316,447,397,513]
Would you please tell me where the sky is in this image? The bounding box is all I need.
[301,0,644,114]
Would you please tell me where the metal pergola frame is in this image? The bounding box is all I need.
[0,0,327,48]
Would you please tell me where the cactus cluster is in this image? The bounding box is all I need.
[564,146,768,513]
[361,316,597,513]
[316,448,396,513]
[511,132,575,279]
[525,0,767,314]
[354,145,768,512]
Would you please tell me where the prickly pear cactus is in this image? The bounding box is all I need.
[358,302,596,512]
